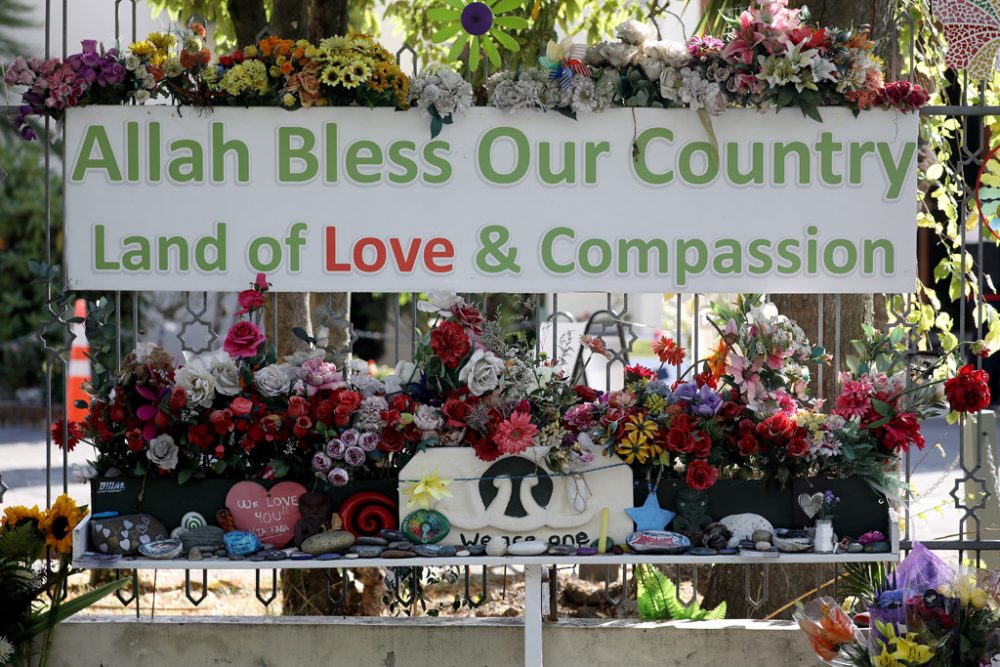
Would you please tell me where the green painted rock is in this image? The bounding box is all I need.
[401,509,450,544]
[864,541,891,553]
[301,530,356,555]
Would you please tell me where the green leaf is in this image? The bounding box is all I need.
[13,576,131,642]
[491,0,525,13]
[178,468,194,485]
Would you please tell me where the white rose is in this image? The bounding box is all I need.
[417,290,463,314]
[615,20,656,46]
[147,434,179,471]
[254,364,293,397]
[383,375,403,395]
[394,360,418,384]
[458,349,504,396]
[413,404,443,432]
[212,357,241,396]
[135,89,150,104]
[175,366,216,408]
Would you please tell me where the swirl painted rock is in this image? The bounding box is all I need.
[301,530,356,555]
[625,530,691,554]
[402,509,450,544]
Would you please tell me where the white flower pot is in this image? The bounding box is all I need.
[814,519,835,553]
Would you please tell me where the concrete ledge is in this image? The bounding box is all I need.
[50,616,817,666]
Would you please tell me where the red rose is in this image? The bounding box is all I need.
[378,427,405,452]
[240,438,254,452]
[236,288,265,316]
[391,394,413,413]
[671,414,694,431]
[292,416,312,438]
[334,404,353,428]
[110,404,126,423]
[287,396,308,419]
[685,460,720,491]
[214,445,225,458]
[601,406,627,428]
[756,413,795,441]
[154,410,170,429]
[451,304,485,335]
[878,81,930,110]
[223,320,266,359]
[231,397,253,417]
[787,436,810,458]
[430,320,471,369]
[441,398,471,427]
[126,428,144,452]
[945,364,991,413]
[738,418,756,435]
[691,430,712,458]
[574,385,599,402]
[188,422,216,450]
[737,434,758,456]
[719,401,744,422]
[209,409,234,435]
[315,399,337,425]
[337,390,362,412]
[169,386,187,413]
[666,428,693,453]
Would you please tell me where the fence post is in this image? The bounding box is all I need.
[963,410,1000,568]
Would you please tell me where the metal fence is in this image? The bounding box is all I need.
[3,0,999,619]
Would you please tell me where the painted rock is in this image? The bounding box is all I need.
[249,552,267,562]
[484,535,507,556]
[456,550,471,557]
[402,509,450,545]
[357,536,389,546]
[413,545,442,557]
[301,530,355,555]
[382,549,418,559]
[755,541,772,551]
[626,531,691,554]
[290,552,315,560]
[751,530,773,544]
[507,541,547,556]
[718,514,774,549]
[188,548,203,561]
[437,546,458,557]
[847,543,864,553]
[576,546,598,556]
[265,550,288,561]
[179,526,225,552]
[90,513,168,555]
[348,545,386,558]
[718,548,738,555]
[316,553,342,561]
[547,544,575,556]
[387,541,413,551]
[380,529,406,542]
[138,538,183,560]
[689,547,717,556]
[589,537,615,551]
[223,531,262,556]
[179,511,207,530]
[465,545,487,556]
[865,541,891,553]
[345,554,359,559]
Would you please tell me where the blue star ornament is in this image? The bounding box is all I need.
[626,486,676,531]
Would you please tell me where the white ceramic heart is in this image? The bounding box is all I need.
[798,492,824,519]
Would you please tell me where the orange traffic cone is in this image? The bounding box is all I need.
[67,298,91,423]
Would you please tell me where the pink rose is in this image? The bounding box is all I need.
[224,321,266,358]
[231,397,253,417]
[235,289,265,316]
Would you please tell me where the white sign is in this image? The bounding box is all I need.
[397,446,634,548]
[64,106,918,293]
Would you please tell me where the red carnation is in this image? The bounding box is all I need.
[51,420,83,451]
[337,390,362,412]
[391,394,413,413]
[685,460,719,491]
[469,430,503,462]
[430,320,471,369]
[945,364,991,414]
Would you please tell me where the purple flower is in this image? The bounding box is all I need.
[340,428,359,447]
[327,467,349,487]
[358,432,379,452]
[344,446,366,467]
[858,530,886,546]
[325,438,345,459]
[677,382,723,416]
[311,452,333,473]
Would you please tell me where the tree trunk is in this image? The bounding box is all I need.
[306,0,350,42]
[699,0,895,621]
[227,0,267,46]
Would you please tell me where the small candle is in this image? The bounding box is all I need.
[598,508,609,554]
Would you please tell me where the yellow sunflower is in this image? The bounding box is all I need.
[39,495,87,555]
[1,504,44,530]
[349,60,372,83]
[320,64,345,87]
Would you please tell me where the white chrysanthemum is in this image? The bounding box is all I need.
[0,636,13,665]
[570,77,598,115]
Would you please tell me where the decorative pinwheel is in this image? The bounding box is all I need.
[537,36,590,90]
[429,0,529,71]
[936,0,1000,79]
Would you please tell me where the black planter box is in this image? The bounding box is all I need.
[633,477,890,539]
[90,477,398,531]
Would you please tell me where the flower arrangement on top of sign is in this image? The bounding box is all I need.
[2,1,930,141]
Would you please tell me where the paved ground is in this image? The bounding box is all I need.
[0,417,995,549]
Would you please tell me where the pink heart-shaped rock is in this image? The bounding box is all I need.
[225,480,308,548]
